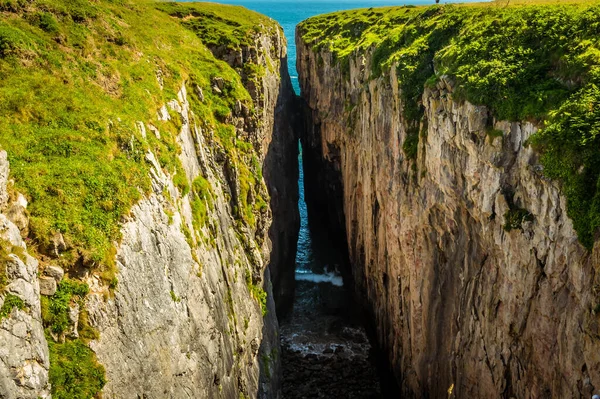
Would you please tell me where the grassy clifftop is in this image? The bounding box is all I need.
[299,0,600,249]
[0,0,275,277]
[0,0,277,397]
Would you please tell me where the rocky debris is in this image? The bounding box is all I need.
[212,76,225,94]
[280,274,381,398]
[38,276,57,296]
[68,303,79,338]
[282,345,380,398]
[44,265,64,283]
[5,200,28,237]
[135,121,147,139]
[148,124,161,139]
[157,104,170,121]
[48,231,67,257]
[156,68,164,90]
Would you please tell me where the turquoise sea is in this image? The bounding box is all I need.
[203,0,483,275]
[202,0,482,93]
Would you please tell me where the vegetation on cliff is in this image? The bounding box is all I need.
[0,0,273,276]
[299,0,600,248]
[0,0,278,396]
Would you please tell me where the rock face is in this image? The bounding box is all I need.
[0,151,51,399]
[297,35,600,398]
[87,25,297,399]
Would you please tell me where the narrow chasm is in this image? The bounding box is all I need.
[277,142,383,398]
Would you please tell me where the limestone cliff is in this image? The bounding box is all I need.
[0,1,297,398]
[89,24,297,398]
[0,151,50,398]
[298,4,600,398]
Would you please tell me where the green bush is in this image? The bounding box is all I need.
[48,338,106,399]
[529,84,600,248]
[403,130,420,161]
[41,279,89,335]
[0,293,25,320]
[0,23,30,58]
[504,208,534,232]
[35,12,59,34]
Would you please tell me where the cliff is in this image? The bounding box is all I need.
[0,151,51,398]
[0,1,297,398]
[297,2,600,398]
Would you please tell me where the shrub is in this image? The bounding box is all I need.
[0,23,30,58]
[37,13,59,34]
[41,279,89,336]
[0,293,25,320]
[529,84,600,248]
[48,338,106,399]
[504,208,534,232]
[403,130,420,160]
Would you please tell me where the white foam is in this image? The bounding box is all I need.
[295,271,343,287]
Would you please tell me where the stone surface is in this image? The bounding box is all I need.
[44,265,64,283]
[297,34,600,398]
[88,25,298,399]
[0,152,51,399]
[38,277,56,297]
[0,18,299,399]
[0,151,8,209]
[5,202,28,237]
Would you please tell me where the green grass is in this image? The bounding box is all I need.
[48,338,106,399]
[40,278,89,336]
[0,0,272,280]
[191,175,214,231]
[245,269,267,316]
[37,243,106,399]
[299,1,600,249]
[0,0,280,396]
[487,128,504,140]
[0,293,25,320]
[156,2,276,52]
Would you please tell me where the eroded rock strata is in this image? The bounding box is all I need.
[90,28,298,398]
[0,2,298,398]
[297,5,600,398]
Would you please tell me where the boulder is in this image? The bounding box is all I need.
[38,277,57,296]
[44,265,64,283]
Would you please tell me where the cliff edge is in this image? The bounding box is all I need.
[297,2,600,397]
[0,1,298,398]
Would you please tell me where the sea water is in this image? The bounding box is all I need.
[203,0,482,94]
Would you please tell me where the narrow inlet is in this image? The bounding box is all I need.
[279,143,382,398]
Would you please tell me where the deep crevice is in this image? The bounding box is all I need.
[274,97,400,396]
